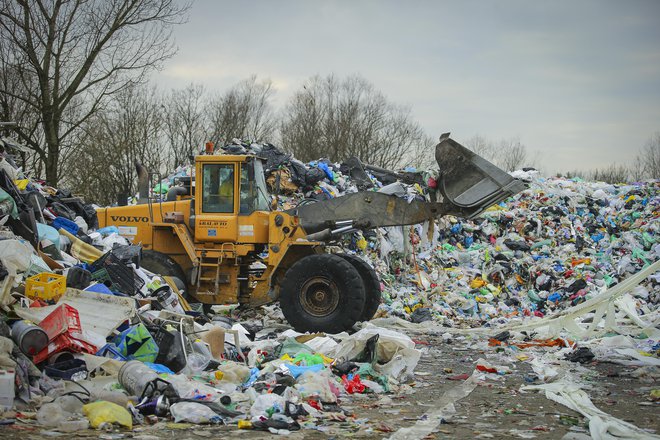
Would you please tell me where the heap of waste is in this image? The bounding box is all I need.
[0,137,657,437]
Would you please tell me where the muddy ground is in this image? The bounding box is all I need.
[1,332,658,440]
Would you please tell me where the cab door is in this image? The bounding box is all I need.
[195,162,238,242]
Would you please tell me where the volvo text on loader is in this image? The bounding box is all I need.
[96,134,526,333]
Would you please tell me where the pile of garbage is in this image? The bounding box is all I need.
[0,137,657,436]
[206,140,659,328]
[0,140,427,434]
[369,173,659,327]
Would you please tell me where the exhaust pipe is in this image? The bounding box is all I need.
[135,160,149,205]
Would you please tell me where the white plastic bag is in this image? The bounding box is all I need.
[169,401,220,424]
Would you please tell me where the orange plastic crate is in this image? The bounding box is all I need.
[25,273,67,302]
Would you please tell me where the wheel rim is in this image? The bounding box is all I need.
[299,276,340,317]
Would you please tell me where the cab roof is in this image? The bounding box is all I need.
[195,154,257,163]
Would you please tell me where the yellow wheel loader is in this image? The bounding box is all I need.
[96,134,525,333]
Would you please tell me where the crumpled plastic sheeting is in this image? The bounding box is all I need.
[510,260,660,340]
[523,380,660,440]
[585,335,660,367]
[170,401,221,424]
[387,372,479,440]
[441,260,660,340]
[329,325,416,364]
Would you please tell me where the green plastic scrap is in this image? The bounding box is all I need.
[632,248,651,266]
[113,323,159,363]
[275,337,313,358]
[531,239,552,249]
[356,363,389,392]
[292,352,325,366]
[527,290,542,303]
[642,232,656,244]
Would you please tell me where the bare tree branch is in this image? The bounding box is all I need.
[0,0,190,185]
[280,74,430,169]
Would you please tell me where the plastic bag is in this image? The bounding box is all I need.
[170,401,221,424]
[295,370,340,403]
[250,393,285,417]
[113,323,159,363]
[342,374,366,394]
[376,348,421,381]
[216,361,251,384]
[0,239,34,275]
[36,402,68,427]
[82,400,132,429]
[329,326,417,365]
[282,363,324,379]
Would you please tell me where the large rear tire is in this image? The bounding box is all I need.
[140,250,187,291]
[280,254,366,333]
[338,253,381,321]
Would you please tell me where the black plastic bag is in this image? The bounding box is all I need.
[355,334,379,364]
[152,328,187,373]
[48,201,77,220]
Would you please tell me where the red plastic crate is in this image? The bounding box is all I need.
[33,333,97,365]
[38,304,82,340]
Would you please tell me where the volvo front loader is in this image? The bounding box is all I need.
[96,134,525,333]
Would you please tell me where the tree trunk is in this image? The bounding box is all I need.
[43,117,60,187]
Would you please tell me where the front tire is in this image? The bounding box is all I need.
[280,254,366,333]
[337,253,381,321]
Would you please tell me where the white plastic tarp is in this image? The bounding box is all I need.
[15,288,135,338]
[524,380,660,440]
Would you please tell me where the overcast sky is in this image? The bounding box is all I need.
[154,0,660,174]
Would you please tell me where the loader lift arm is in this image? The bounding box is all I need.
[287,134,527,239]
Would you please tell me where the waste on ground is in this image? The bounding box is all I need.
[0,138,657,439]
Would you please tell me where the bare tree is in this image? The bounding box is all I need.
[464,135,495,160]
[589,163,631,184]
[163,83,209,171]
[208,76,277,146]
[464,135,533,171]
[65,84,164,205]
[0,50,44,175]
[0,0,189,186]
[634,132,660,179]
[496,138,528,172]
[280,74,430,169]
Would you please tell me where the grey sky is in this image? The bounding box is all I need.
[154,0,660,174]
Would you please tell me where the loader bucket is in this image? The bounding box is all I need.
[435,137,526,219]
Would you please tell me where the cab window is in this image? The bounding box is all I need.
[239,160,271,214]
[202,164,234,213]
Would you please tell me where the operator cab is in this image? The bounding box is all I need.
[195,155,271,243]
